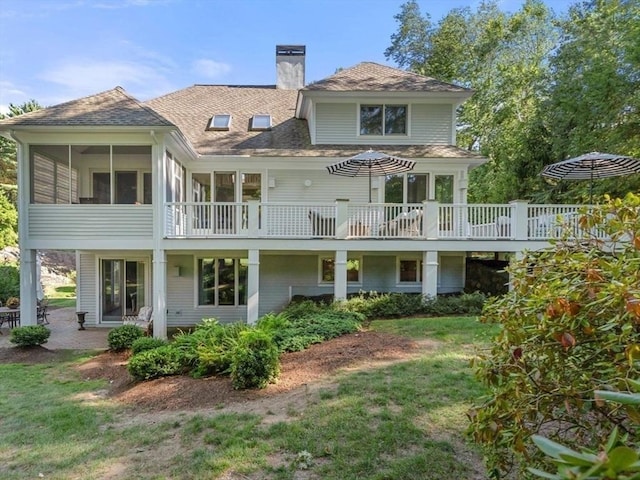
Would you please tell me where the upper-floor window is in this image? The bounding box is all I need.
[206,114,231,131]
[250,114,272,131]
[360,104,407,135]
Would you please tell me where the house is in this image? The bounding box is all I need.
[0,45,577,338]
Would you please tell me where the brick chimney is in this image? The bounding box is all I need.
[276,45,305,90]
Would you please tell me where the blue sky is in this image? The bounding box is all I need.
[0,0,575,114]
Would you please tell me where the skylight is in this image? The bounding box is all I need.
[250,114,272,131]
[207,114,231,131]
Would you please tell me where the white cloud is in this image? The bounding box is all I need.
[42,60,175,101]
[0,104,9,115]
[191,59,232,80]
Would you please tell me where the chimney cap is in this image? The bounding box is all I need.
[276,45,306,56]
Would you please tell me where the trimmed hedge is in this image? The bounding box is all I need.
[108,325,145,351]
[10,325,50,346]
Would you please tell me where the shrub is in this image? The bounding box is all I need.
[127,345,187,380]
[467,194,640,478]
[5,296,19,308]
[230,329,280,389]
[10,325,50,346]
[107,324,145,351]
[131,336,168,355]
[0,263,19,304]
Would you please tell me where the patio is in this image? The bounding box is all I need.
[0,306,110,350]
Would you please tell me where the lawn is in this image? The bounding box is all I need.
[0,316,497,479]
[44,284,76,308]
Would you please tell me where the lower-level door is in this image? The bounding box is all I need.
[101,259,147,322]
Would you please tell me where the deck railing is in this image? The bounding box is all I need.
[165,200,598,241]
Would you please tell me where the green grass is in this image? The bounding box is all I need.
[0,316,495,479]
[44,284,76,308]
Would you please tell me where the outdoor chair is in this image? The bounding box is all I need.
[378,209,422,237]
[122,305,153,335]
[37,302,49,325]
[308,210,335,237]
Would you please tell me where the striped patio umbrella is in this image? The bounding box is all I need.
[327,149,416,202]
[541,151,640,203]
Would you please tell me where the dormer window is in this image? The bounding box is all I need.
[250,114,272,131]
[207,114,231,131]
[360,104,407,135]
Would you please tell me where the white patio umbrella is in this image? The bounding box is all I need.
[326,149,416,202]
[541,151,640,203]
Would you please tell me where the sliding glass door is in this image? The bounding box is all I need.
[101,259,147,322]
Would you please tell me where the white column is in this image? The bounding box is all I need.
[334,250,347,301]
[152,250,167,339]
[423,200,439,239]
[335,199,349,239]
[247,249,260,324]
[510,200,530,240]
[422,251,438,299]
[509,250,525,291]
[19,249,37,325]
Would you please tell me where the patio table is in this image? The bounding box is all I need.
[0,307,20,332]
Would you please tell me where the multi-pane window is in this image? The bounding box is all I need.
[320,257,361,283]
[360,104,407,135]
[198,258,248,306]
[399,259,423,283]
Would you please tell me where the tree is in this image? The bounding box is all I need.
[385,0,559,203]
[545,0,640,202]
[0,192,17,248]
[0,100,41,190]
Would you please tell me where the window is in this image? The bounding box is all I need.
[399,259,423,283]
[360,104,407,135]
[198,257,248,306]
[385,173,429,204]
[250,114,272,131]
[206,114,232,131]
[435,175,454,203]
[320,257,361,283]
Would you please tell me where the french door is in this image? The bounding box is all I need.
[100,259,148,322]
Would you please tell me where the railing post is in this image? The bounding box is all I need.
[336,199,349,239]
[247,200,259,237]
[510,200,529,240]
[423,200,439,239]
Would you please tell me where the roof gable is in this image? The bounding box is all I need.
[0,87,174,127]
[304,62,470,93]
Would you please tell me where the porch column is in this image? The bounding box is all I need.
[510,200,529,240]
[423,200,439,239]
[335,199,349,239]
[334,250,348,301]
[247,249,260,325]
[247,200,259,237]
[19,248,38,326]
[152,250,167,339]
[422,251,438,299]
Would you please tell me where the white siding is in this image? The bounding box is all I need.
[268,170,372,204]
[28,205,153,239]
[314,103,453,145]
[439,254,465,293]
[77,253,97,326]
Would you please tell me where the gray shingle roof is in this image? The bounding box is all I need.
[144,85,309,155]
[304,62,471,93]
[0,87,174,127]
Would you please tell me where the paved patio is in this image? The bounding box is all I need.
[0,306,111,350]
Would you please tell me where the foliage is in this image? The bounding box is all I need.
[0,192,17,248]
[530,382,640,479]
[172,318,249,377]
[127,345,188,380]
[230,329,280,390]
[468,194,640,478]
[10,325,50,346]
[130,336,168,355]
[4,295,19,308]
[107,324,145,351]
[0,262,19,303]
[273,304,362,353]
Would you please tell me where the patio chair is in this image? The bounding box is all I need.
[308,210,335,237]
[122,306,153,335]
[378,209,422,237]
[37,301,49,325]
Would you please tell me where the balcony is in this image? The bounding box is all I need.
[165,200,601,241]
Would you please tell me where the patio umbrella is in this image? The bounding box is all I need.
[326,149,416,202]
[541,151,640,203]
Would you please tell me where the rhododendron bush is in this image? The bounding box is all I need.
[468,193,640,479]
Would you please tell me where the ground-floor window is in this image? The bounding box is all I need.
[198,258,248,306]
[320,257,361,283]
[399,259,423,283]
